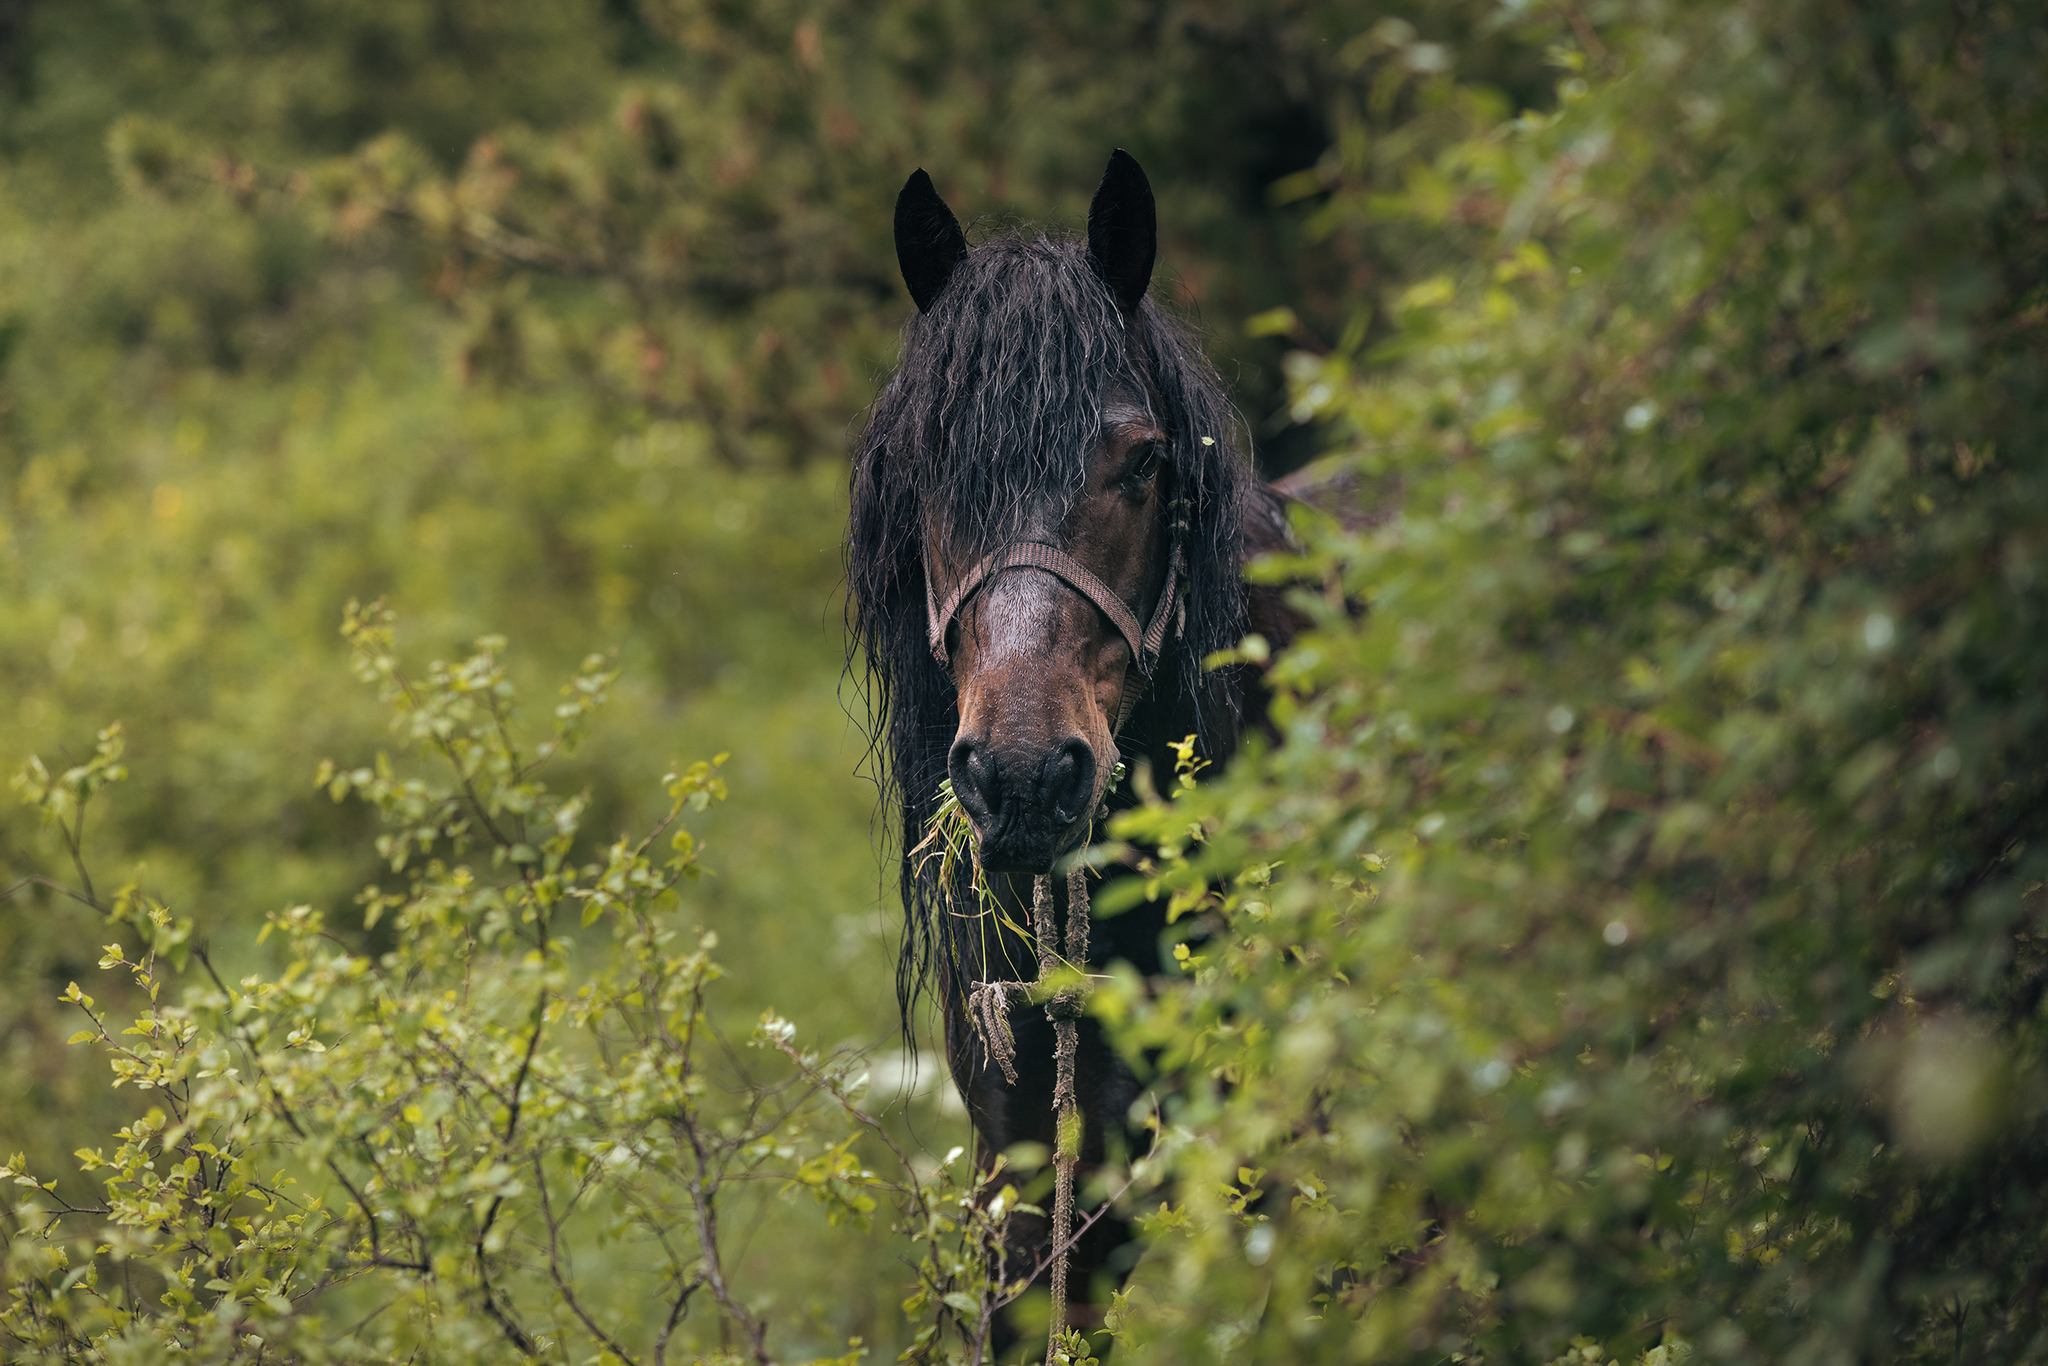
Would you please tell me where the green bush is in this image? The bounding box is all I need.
[1098,1,2048,1361]
[2,607,1035,1364]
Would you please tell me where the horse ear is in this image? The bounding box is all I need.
[1087,148,1156,312]
[894,169,968,313]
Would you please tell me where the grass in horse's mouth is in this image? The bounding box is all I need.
[913,763,1128,971]
[913,778,1030,948]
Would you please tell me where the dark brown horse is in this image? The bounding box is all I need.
[848,149,1303,1343]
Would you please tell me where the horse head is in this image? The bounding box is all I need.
[869,151,1233,874]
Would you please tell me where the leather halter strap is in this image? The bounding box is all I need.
[925,501,1189,733]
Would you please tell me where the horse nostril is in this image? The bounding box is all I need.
[949,737,999,825]
[1043,739,1097,826]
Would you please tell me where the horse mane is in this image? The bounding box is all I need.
[846,230,1253,1036]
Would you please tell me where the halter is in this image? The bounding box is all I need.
[924,497,1190,733]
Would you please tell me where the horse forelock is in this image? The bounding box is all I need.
[888,236,1139,557]
[845,229,1253,1041]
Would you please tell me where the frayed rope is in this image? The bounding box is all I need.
[967,865,1091,1365]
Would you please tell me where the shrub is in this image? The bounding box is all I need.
[1099,1,2048,1361]
[1,606,1024,1364]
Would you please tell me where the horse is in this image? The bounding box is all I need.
[847,149,1305,1348]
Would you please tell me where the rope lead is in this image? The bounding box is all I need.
[967,866,1092,1365]
[1046,865,1089,1363]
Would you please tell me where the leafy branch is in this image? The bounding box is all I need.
[2,606,987,1364]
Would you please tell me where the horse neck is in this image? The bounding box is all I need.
[1116,645,1243,784]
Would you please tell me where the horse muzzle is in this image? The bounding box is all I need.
[949,733,1097,873]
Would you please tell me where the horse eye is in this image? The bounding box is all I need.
[1130,441,1164,481]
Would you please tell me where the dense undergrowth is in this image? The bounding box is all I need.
[1099,2,2048,1360]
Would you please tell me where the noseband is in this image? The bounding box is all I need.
[925,498,1189,733]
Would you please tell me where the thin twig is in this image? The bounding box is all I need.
[470,1248,540,1359]
[62,801,100,911]
[670,980,772,1366]
[651,1270,703,1366]
[534,1152,640,1363]
[992,1178,1136,1315]
[0,872,102,911]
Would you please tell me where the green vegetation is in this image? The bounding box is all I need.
[1101,2,2048,1361]
[5,609,1037,1361]
[4,0,2045,1362]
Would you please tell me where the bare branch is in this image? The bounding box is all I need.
[534,1152,641,1365]
[0,872,102,912]
[651,1271,703,1366]
[992,1177,1135,1315]
[470,1242,541,1360]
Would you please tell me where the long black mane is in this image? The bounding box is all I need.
[848,231,1252,1031]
